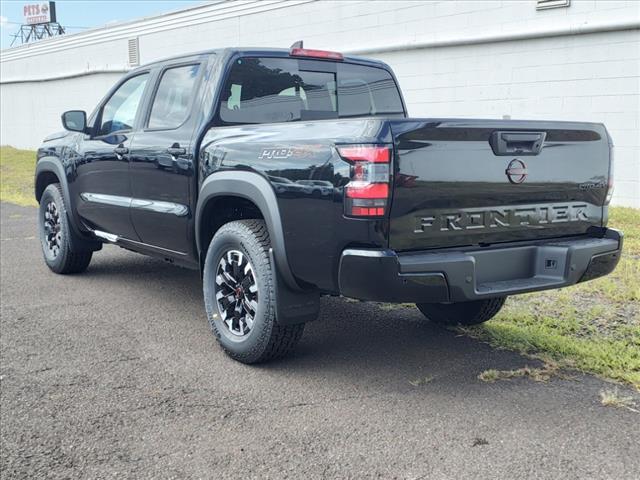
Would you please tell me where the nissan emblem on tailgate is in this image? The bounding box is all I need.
[506,158,527,184]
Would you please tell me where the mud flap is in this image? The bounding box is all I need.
[67,224,102,253]
[269,248,319,325]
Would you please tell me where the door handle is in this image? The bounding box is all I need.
[167,144,186,156]
[114,145,129,156]
[489,131,546,156]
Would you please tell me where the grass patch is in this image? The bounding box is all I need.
[378,302,415,311]
[379,208,639,388]
[409,375,435,387]
[600,388,638,413]
[0,146,37,207]
[465,207,640,389]
[478,363,563,383]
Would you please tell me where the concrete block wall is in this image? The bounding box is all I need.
[1,0,638,206]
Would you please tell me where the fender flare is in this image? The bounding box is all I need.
[35,158,71,210]
[35,158,101,252]
[195,170,302,292]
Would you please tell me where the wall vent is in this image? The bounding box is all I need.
[128,37,140,66]
[536,0,570,10]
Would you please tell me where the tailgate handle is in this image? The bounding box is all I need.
[490,131,546,156]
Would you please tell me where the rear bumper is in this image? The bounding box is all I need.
[338,228,622,303]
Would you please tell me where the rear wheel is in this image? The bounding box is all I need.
[416,297,506,326]
[202,220,304,364]
[38,184,92,274]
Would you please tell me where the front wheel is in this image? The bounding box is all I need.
[38,184,92,274]
[202,220,304,364]
[416,297,506,326]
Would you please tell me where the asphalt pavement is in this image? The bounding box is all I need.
[1,202,638,479]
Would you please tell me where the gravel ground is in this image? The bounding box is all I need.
[1,202,639,479]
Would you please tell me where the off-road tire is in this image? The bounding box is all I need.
[38,183,93,274]
[416,297,506,326]
[202,219,304,364]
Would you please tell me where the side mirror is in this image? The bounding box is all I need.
[61,110,87,133]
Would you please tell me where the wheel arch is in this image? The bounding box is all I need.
[196,171,302,291]
[35,158,68,206]
[35,158,101,252]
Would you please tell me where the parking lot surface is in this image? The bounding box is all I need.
[1,202,638,479]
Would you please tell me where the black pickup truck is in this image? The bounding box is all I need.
[35,46,622,363]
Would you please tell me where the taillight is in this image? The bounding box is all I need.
[290,47,344,61]
[338,145,391,217]
[606,142,615,205]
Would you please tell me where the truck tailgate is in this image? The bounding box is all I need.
[388,119,611,251]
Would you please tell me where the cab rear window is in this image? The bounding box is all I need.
[218,57,404,125]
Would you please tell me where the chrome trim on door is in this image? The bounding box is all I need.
[80,192,131,208]
[81,192,188,217]
[130,198,189,217]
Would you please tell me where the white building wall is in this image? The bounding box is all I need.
[1,74,124,147]
[1,0,638,206]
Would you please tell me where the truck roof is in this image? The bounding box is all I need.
[133,47,391,72]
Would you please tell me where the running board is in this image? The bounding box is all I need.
[92,229,187,257]
[93,230,118,242]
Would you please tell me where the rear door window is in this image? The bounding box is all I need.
[218,57,403,125]
[148,64,201,129]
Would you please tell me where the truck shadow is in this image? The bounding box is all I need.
[82,246,536,388]
[264,297,536,388]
